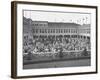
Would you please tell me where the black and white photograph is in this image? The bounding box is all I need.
[11,1,97,78]
[23,10,91,69]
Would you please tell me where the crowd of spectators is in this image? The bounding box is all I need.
[23,35,91,60]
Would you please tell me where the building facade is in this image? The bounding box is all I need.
[30,21,90,40]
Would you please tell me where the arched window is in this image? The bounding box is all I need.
[36,29,38,33]
[56,29,58,33]
[64,29,66,33]
[51,29,53,33]
[66,29,68,33]
[53,29,55,33]
[45,29,47,33]
[40,29,42,33]
[42,29,44,33]
[61,29,63,33]
[32,29,35,33]
[48,29,50,33]
[59,29,60,33]
[69,29,70,33]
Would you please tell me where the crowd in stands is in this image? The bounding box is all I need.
[23,35,90,60]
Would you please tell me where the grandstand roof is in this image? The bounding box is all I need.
[23,17,81,28]
[48,22,80,28]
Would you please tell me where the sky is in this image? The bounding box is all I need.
[23,10,91,25]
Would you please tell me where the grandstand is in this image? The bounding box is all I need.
[23,17,91,61]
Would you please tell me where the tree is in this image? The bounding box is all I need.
[81,48,88,56]
[59,48,63,59]
[27,48,33,60]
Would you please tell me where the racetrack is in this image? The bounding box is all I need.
[23,58,91,69]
